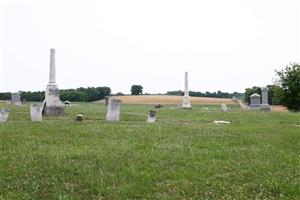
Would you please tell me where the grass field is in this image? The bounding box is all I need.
[1,102,299,199]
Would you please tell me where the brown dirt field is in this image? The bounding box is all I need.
[270,105,288,112]
[96,95,237,105]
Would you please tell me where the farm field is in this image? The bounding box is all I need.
[1,101,299,199]
[96,95,238,105]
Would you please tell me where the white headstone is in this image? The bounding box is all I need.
[147,111,156,123]
[221,104,229,112]
[30,105,43,121]
[0,108,10,122]
[106,99,122,122]
[182,71,191,109]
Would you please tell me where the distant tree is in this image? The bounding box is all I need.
[0,92,11,100]
[167,90,184,96]
[131,85,143,95]
[275,63,300,111]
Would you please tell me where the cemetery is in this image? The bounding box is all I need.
[1,49,299,199]
[1,1,299,198]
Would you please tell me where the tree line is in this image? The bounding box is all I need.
[0,87,111,102]
[167,90,244,99]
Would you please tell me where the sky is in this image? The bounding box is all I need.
[0,0,299,94]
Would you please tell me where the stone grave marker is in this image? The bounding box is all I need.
[250,93,261,110]
[11,93,21,105]
[221,104,229,112]
[0,108,10,122]
[43,49,64,116]
[30,105,43,121]
[106,99,122,122]
[76,114,84,121]
[147,110,156,123]
[261,87,271,112]
[182,71,191,109]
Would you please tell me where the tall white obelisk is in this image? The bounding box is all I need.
[182,71,191,109]
[43,49,64,116]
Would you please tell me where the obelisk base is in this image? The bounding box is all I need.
[260,104,271,112]
[43,84,64,116]
[182,95,191,109]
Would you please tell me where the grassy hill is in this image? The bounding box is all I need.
[1,102,299,199]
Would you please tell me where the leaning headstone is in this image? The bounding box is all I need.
[30,105,43,121]
[11,93,21,105]
[0,108,10,122]
[221,104,229,112]
[76,114,84,121]
[106,99,122,122]
[261,87,271,112]
[42,49,64,116]
[147,110,156,123]
[250,93,261,110]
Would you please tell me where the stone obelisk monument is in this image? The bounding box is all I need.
[260,87,271,112]
[182,71,191,109]
[42,49,64,116]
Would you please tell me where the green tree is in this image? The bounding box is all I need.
[131,85,143,95]
[276,63,300,111]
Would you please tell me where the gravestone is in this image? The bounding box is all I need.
[76,114,84,121]
[42,49,64,116]
[147,110,156,123]
[11,93,21,105]
[106,99,122,122]
[63,101,71,107]
[250,93,261,110]
[261,87,271,112]
[30,105,43,121]
[221,104,229,112]
[182,71,191,109]
[0,108,10,122]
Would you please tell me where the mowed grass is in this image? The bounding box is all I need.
[1,102,299,199]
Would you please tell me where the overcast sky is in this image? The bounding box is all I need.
[1,0,299,94]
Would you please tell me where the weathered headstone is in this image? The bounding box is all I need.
[43,49,64,116]
[221,104,229,112]
[11,93,21,105]
[250,93,261,110]
[0,108,9,122]
[261,87,271,112]
[30,105,43,121]
[76,114,84,121]
[147,110,156,123]
[182,71,191,109]
[106,99,122,122]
